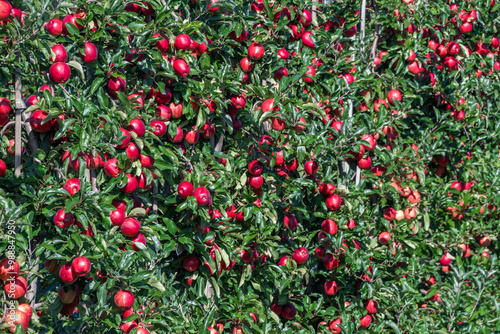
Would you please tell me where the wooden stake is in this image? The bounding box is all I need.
[14,69,24,177]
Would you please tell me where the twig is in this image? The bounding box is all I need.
[467,281,486,321]
[0,121,15,136]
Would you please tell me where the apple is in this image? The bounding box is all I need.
[281,303,296,320]
[387,89,402,104]
[127,118,146,137]
[121,217,141,237]
[326,194,341,211]
[248,42,264,60]
[0,0,11,21]
[131,233,146,251]
[58,285,76,303]
[104,158,120,177]
[114,290,135,310]
[322,219,338,234]
[81,42,98,63]
[292,247,309,264]
[240,57,253,72]
[121,173,139,193]
[324,280,338,295]
[365,300,378,313]
[378,232,391,245]
[125,142,141,161]
[359,314,372,329]
[115,128,131,149]
[302,31,315,48]
[62,13,82,34]
[303,65,316,83]
[71,256,91,277]
[175,34,191,50]
[54,208,75,228]
[178,181,194,199]
[63,178,81,196]
[450,181,463,192]
[150,120,167,137]
[440,253,452,266]
[283,213,297,231]
[17,303,33,320]
[318,182,335,196]
[110,209,126,226]
[383,207,396,220]
[278,48,289,59]
[248,175,264,188]
[168,127,184,143]
[184,126,199,144]
[49,62,71,83]
[270,303,283,315]
[153,33,169,51]
[108,76,127,95]
[285,158,298,171]
[231,94,246,109]
[49,44,68,63]
[30,110,52,133]
[59,263,77,284]
[208,327,219,334]
[4,310,29,333]
[479,236,491,247]
[173,58,190,77]
[183,255,200,272]
[155,105,172,119]
[200,121,215,139]
[0,257,19,281]
[193,186,211,206]
[0,96,11,115]
[304,160,318,175]
[248,160,263,176]
[323,253,339,270]
[46,18,63,36]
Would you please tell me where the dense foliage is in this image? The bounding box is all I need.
[0,0,499,333]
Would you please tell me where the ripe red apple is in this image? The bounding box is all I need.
[110,209,126,226]
[71,256,91,277]
[59,263,77,284]
[378,232,391,245]
[383,207,397,220]
[303,65,316,83]
[248,42,264,60]
[440,253,452,266]
[121,217,141,237]
[302,31,315,48]
[270,303,282,315]
[183,255,200,272]
[131,233,146,251]
[125,142,141,161]
[323,253,339,270]
[278,48,289,59]
[0,0,11,21]
[127,118,146,137]
[82,42,98,63]
[324,280,338,295]
[4,310,29,333]
[321,219,338,234]
[173,58,190,77]
[0,96,11,115]
[17,303,33,321]
[47,18,63,36]
[49,62,71,83]
[153,33,169,52]
[63,178,81,196]
[387,89,402,104]
[114,290,135,310]
[283,213,297,231]
[54,208,75,228]
[108,76,127,95]
[175,34,191,50]
[359,314,372,329]
[115,128,131,149]
[304,160,318,175]
[49,44,68,63]
[281,303,296,320]
[292,247,309,264]
[150,120,167,137]
[193,186,211,206]
[155,105,172,119]
[168,127,184,143]
[240,57,254,72]
[0,257,19,281]
[248,175,264,188]
[121,173,139,193]
[326,194,341,211]
[328,318,342,333]
[62,13,82,34]
[104,158,120,178]
[184,126,199,144]
[365,300,378,313]
[318,183,335,196]
[178,181,194,199]
[30,110,52,133]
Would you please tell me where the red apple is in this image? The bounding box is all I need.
[281,303,296,320]
[47,18,63,36]
[121,217,141,237]
[120,173,139,193]
[127,118,146,137]
[110,209,126,226]
[150,120,167,137]
[63,178,81,196]
[59,263,77,284]
[292,247,309,264]
[378,232,391,245]
[183,255,200,272]
[324,280,338,295]
[193,186,211,206]
[71,256,91,277]
[178,181,194,199]
[326,194,342,211]
[248,42,264,60]
[49,62,71,83]
[304,160,318,175]
[321,219,338,234]
[82,42,98,63]
[0,257,19,281]
[49,44,68,63]
[54,209,75,228]
[114,290,135,310]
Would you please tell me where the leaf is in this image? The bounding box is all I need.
[68,60,85,80]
